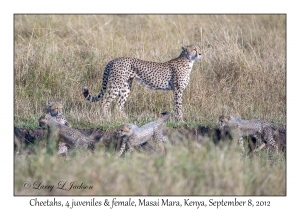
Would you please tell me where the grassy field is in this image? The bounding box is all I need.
[14,14,286,128]
[15,139,286,196]
[14,15,286,196]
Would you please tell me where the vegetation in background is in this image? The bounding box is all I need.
[14,14,286,128]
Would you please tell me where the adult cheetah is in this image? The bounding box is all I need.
[83,45,201,121]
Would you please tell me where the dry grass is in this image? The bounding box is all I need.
[14,140,286,196]
[14,14,286,128]
[14,15,286,196]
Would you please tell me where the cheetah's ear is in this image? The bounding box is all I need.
[47,102,54,111]
[219,115,224,120]
[181,46,186,51]
[48,102,54,107]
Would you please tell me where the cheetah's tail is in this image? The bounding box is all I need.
[83,86,97,102]
[160,111,171,122]
[82,85,107,103]
[82,61,112,102]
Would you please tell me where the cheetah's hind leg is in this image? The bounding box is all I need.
[101,82,120,116]
[116,79,133,118]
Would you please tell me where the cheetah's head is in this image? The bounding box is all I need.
[48,102,63,116]
[117,124,137,137]
[218,115,231,130]
[181,45,202,62]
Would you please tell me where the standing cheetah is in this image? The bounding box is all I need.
[116,111,170,157]
[219,115,286,153]
[83,45,202,121]
[47,102,72,127]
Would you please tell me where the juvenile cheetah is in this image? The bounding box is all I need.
[219,115,286,153]
[39,114,95,154]
[47,102,71,127]
[116,111,170,157]
[83,45,202,121]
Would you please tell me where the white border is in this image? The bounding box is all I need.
[3,0,298,209]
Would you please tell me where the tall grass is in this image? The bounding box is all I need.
[14,140,286,196]
[14,15,286,128]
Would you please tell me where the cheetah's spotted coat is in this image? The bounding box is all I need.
[83,46,201,121]
[39,114,95,154]
[219,115,286,153]
[116,111,170,157]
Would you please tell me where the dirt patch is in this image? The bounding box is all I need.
[14,125,227,152]
[14,125,286,155]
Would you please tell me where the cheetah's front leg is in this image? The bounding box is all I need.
[238,136,245,153]
[173,89,184,122]
[117,141,127,158]
[252,134,265,154]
